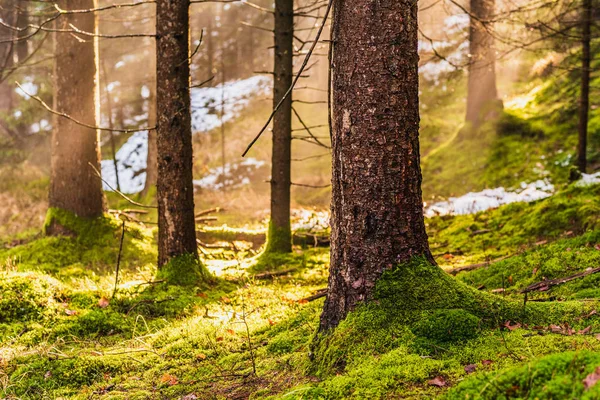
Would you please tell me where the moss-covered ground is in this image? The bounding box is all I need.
[0,181,599,399]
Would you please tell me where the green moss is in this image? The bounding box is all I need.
[157,253,211,286]
[0,208,156,275]
[0,272,64,323]
[412,309,481,344]
[447,351,600,399]
[428,184,600,264]
[265,220,293,254]
[311,258,596,377]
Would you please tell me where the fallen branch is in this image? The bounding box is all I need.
[521,267,600,293]
[195,207,223,218]
[302,288,327,302]
[254,268,299,279]
[447,255,513,276]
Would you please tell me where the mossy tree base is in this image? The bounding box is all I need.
[264,220,292,254]
[311,258,596,377]
[157,253,212,286]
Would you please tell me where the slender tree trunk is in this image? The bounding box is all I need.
[577,0,591,173]
[266,0,294,253]
[206,16,214,76]
[143,87,158,196]
[156,0,199,267]
[47,0,104,233]
[0,6,15,116]
[101,60,120,192]
[465,0,499,126]
[15,4,28,63]
[319,0,433,332]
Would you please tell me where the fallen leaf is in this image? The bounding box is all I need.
[216,337,224,342]
[98,297,110,308]
[491,288,505,294]
[508,275,514,284]
[481,360,493,366]
[550,324,563,333]
[297,299,309,304]
[196,353,206,360]
[221,296,231,304]
[595,244,600,251]
[503,321,521,331]
[583,366,600,390]
[464,364,477,374]
[196,292,208,299]
[160,373,178,386]
[65,309,77,316]
[579,326,592,335]
[442,254,453,260]
[182,394,198,400]
[428,376,447,387]
[44,371,52,380]
[268,318,276,326]
[226,329,235,335]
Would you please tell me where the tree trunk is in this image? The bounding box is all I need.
[156,0,199,267]
[143,87,158,196]
[0,5,15,115]
[266,0,293,254]
[465,0,499,126]
[47,0,104,233]
[319,0,433,332]
[577,0,591,173]
[15,4,28,63]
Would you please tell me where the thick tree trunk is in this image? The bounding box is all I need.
[143,87,157,196]
[465,0,499,126]
[47,0,104,233]
[266,0,294,253]
[577,0,591,173]
[156,0,199,267]
[319,0,433,332]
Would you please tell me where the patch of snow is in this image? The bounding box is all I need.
[101,131,148,194]
[576,172,600,187]
[193,158,267,191]
[292,209,330,231]
[191,76,271,133]
[424,180,555,217]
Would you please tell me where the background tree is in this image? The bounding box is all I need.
[465,0,500,126]
[47,0,104,233]
[577,0,592,172]
[266,0,294,253]
[319,0,433,331]
[155,0,199,267]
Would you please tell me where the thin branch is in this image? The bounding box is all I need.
[242,0,334,157]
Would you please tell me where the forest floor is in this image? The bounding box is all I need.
[1,181,600,399]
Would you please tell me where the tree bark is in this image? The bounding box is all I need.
[156,0,199,267]
[47,0,105,232]
[0,5,16,115]
[143,87,157,196]
[465,0,499,126]
[319,0,433,332]
[266,0,294,253]
[577,0,591,173]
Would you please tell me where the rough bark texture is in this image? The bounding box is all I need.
[266,0,294,253]
[319,0,433,332]
[156,0,199,267]
[577,0,591,173]
[465,0,499,126]
[48,0,105,232]
[143,87,158,196]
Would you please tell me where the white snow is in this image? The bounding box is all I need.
[190,76,271,133]
[576,172,600,187]
[424,180,555,217]
[192,158,266,191]
[102,76,271,193]
[101,131,148,194]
